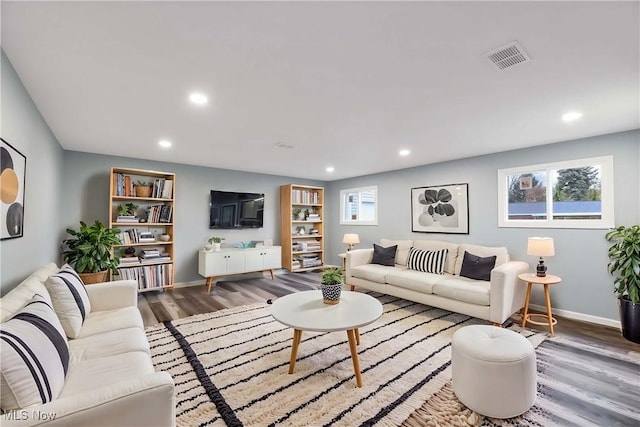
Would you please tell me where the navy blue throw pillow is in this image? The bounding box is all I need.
[459,251,496,281]
[371,244,397,266]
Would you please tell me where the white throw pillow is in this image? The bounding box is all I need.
[45,266,92,338]
[0,294,69,410]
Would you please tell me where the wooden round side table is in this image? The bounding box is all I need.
[518,272,562,336]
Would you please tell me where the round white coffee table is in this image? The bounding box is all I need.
[270,290,383,387]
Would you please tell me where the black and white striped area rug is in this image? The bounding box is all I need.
[146,293,543,427]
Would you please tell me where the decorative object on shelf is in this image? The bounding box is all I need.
[1,138,26,240]
[411,183,469,234]
[208,236,225,251]
[342,233,360,251]
[527,237,555,277]
[159,234,171,242]
[117,202,139,217]
[309,228,319,235]
[295,226,306,235]
[62,220,121,284]
[321,267,343,305]
[134,181,153,198]
[204,242,214,251]
[605,225,640,344]
[292,207,303,220]
[124,246,136,255]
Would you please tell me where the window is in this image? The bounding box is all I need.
[340,186,378,225]
[498,156,614,229]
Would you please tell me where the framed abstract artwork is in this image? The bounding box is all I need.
[411,183,469,234]
[1,138,26,240]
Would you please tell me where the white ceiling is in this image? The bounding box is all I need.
[2,1,639,181]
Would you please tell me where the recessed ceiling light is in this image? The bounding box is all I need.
[399,149,410,156]
[562,111,583,122]
[326,166,335,173]
[189,92,208,105]
[158,139,172,148]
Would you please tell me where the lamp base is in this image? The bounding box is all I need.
[536,258,547,277]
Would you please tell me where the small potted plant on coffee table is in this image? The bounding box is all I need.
[321,267,343,305]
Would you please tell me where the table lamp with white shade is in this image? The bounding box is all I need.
[527,237,555,277]
[342,233,360,251]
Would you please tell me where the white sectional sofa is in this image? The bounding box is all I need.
[1,263,175,427]
[346,239,529,325]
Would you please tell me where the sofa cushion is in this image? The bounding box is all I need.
[1,277,52,323]
[77,306,144,338]
[432,277,491,306]
[412,240,460,275]
[69,327,151,364]
[350,264,393,284]
[371,243,397,266]
[45,266,92,339]
[380,239,413,265]
[407,247,448,274]
[454,244,509,275]
[385,269,448,294]
[0,294,69,410]
[59,350,154,398]
[459,251,497,281]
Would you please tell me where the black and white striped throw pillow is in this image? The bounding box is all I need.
[0,294,69,410]
[44,266,92,338]
[407,247,448,274]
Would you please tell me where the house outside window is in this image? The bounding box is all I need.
[498,156,614,229]
[340,186,378,225]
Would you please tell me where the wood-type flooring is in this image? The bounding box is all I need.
[138,271,640,426]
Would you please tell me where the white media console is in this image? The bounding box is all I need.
[198,246,282,292]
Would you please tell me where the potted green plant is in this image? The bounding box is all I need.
[321,267,343,305]
[208,236,225,251]
[117,202,139,217]
[292,208,302,220]
[62,220,122,284]
[605,224,640,343]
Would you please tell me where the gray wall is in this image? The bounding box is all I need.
[325,130,640,322]
[0,51,64,293]
[61,151,323,284]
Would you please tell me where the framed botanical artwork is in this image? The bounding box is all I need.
[1,138,26,240]
[411,183,469,234]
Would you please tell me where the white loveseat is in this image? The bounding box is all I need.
[0,263,175,427]
[346,239,529,325]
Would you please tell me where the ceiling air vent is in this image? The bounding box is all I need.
[485,41,530,70]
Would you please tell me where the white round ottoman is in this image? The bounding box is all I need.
[452,325,537,419]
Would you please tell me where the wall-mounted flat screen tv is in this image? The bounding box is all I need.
[210,190,264,229]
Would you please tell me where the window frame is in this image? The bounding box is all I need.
[339,185,378,226]
[497,155,614,229]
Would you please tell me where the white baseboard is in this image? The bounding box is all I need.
[173,280,203,288]
[528,303,621,329]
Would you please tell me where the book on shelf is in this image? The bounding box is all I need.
[116,215,139,223]
[161,180,173,199]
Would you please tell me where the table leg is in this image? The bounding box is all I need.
[347,329,363,387]
[544,284,555,337]
[206,277,214,293]
[269,269,275,280]
[521,282,532,328]
[355,328,360,346]
[288,329,302,374]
